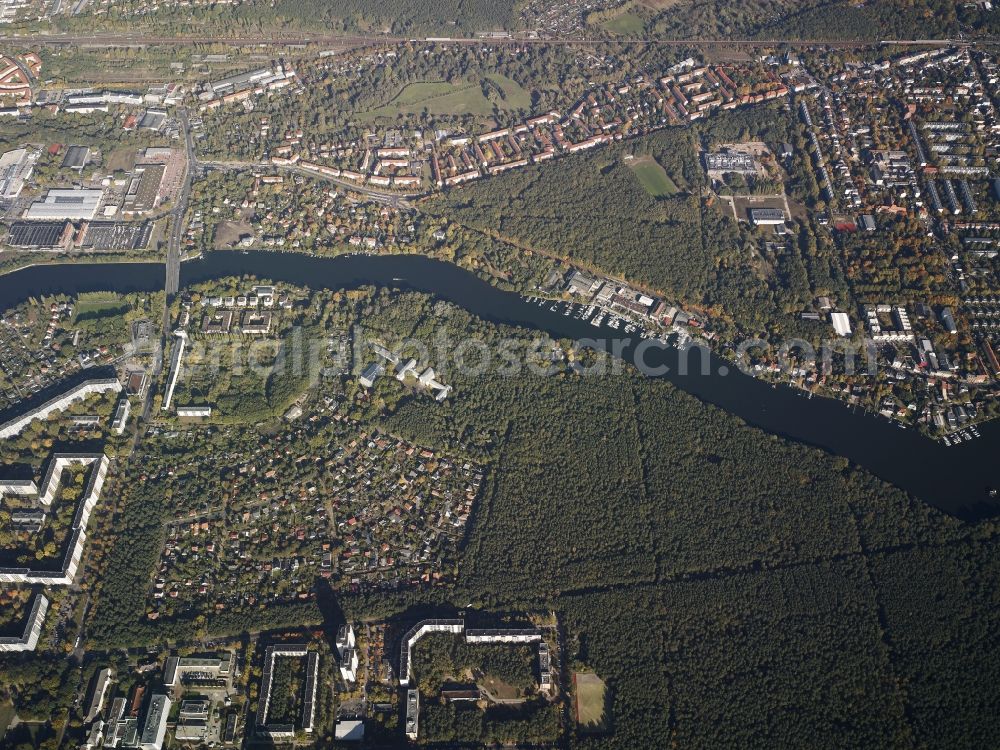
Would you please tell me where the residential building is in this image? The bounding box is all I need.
[139,694,170,750]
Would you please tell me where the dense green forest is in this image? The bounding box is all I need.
[610,0,993,42]
[61,0,517,35]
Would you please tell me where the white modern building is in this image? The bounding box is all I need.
[0,478,38,496]
[465,628,543,644]
[176,405,211,418]
[830,312,852,337]
[161,331,187,411]
[336,624,359,682]
[398,619,465,687]
[111,398,131,435]
[0,146,37,203]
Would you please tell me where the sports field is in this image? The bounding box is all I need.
[574,671,608,730]
[629,156,679,198]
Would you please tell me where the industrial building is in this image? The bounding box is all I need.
[24,188,104,221]
[123,164,165,213]
[830,312,853,337]
[61,145,91,171]
[6,220,73,250]
[81,221,152,252]
[0,146,37,204]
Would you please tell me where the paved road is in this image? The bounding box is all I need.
[166,106,194,297]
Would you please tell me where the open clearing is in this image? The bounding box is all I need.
[213,219,254,249]
[574,672,608,730]
[602,12,645,35]
[74,292,126,321]
[629,156,679,198]
[363,76,530,119]
[104,146,136,174]
[0,701,15,738]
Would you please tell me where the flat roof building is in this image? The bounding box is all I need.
[84,668,114,724]
[111,398,130,435]
[0,594,48,652]
[163,652,234,688]
[25,188,103,221]
[705,150,757,174]
[749,207,786,226]
[6,220,73,250]
[940,307,958,334]
[406,690,419,741]
[256,646,319,737]
[176,406,212,418]
[831,312,852,337]
[0,147,37,203]
[139,694,170,750]
[359,362,384,389]
[61,145,91,171]
[0,453,111,586]
[335,719,365,741]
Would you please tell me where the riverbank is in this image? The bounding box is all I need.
[1,250,998,520]
[0,252,164,279]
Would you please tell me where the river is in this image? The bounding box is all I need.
[1,251,997,521]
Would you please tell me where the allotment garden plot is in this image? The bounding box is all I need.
[145,413,482,620]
